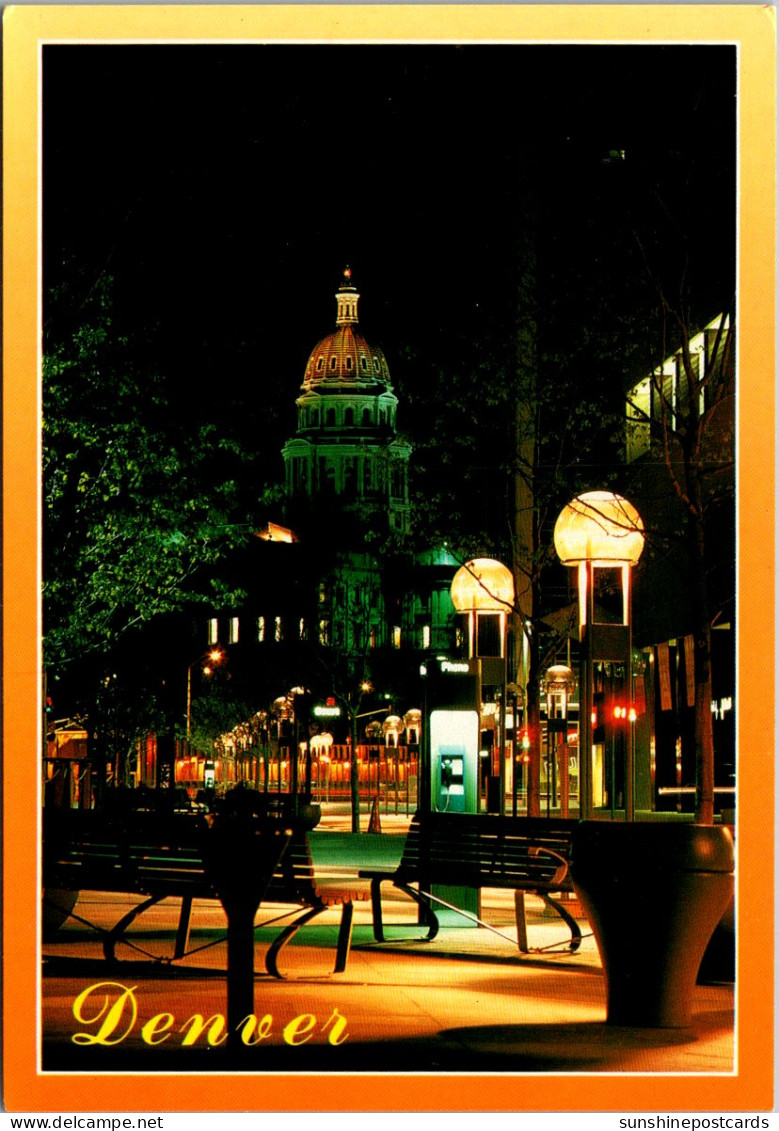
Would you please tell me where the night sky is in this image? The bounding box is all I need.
[43,43,737,500]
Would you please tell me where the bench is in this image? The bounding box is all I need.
[43,804,363,979]
[358,811,583,952]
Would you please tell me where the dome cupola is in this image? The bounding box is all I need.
[303,267,392,389]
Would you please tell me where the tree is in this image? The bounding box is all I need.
[43,272,255,787]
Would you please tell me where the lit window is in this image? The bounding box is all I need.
[422,625,431,649]
[257,616,265,643]
[275,617,282,642]
[319,619,330,645]
[299,619,306,640]
[229,617,239,644]
[208,618,218,645]
[392,626,401,648]
[626,378,651,462]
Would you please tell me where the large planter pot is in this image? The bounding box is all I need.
[571,821,734,1028]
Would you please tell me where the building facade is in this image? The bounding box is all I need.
[625,313,735,812]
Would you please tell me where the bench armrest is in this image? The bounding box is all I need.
[528,845,569,886]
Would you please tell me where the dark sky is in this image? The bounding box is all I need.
[43,43,737,485]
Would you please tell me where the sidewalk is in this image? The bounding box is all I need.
[40,809,734,1075]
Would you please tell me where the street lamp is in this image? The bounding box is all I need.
[450,558,515,814]
[553,491,644,819]
[541,663,576,816]
[403,709,422,745]
[186,649,224,740]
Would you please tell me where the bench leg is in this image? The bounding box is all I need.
[103,894,165,962]
[536,892,583,952]
[514,891,530,953]
[368,878,439,943]
[174,895,194,960]
[369,877,388,942]
[333,902,354,973]
[264,905,355,979]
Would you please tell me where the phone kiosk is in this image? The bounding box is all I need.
[424,657,481,923]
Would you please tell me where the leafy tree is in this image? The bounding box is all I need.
[43,271,255,787]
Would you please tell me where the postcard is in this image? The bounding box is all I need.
[3,2,775,1116]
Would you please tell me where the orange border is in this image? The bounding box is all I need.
[3,4,775,1113]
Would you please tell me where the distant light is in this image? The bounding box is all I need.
[258,522,298,543]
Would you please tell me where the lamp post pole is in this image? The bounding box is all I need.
[450,558,515,817]
[186,649,224,741]
[554,493,644,821]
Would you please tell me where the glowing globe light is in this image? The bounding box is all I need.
[553,491,645,567]
[450,558,515,612]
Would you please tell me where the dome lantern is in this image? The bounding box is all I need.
[335,265,359,326]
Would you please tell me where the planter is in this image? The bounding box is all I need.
[571,821,734,1028]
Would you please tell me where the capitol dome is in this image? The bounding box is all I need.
[282,266,411,537]
[302,267,393,389]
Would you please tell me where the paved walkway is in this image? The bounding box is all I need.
[41,812,734,1075]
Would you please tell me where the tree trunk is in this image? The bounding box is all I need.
[511,191,541,815]
[689,509,716,824]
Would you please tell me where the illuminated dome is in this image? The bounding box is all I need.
[303,267,392,388]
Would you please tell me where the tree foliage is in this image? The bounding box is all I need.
[43,273,254,676]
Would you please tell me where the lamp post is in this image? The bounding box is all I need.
[553,492,644,819]
[554,492,735,1029]
[450,558,515,814]
[186,649,224,741]
[541,663,575,816]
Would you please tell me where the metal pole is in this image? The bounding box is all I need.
[579,561,595,820]
[186,665,192,739]
[625,568,636,821]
